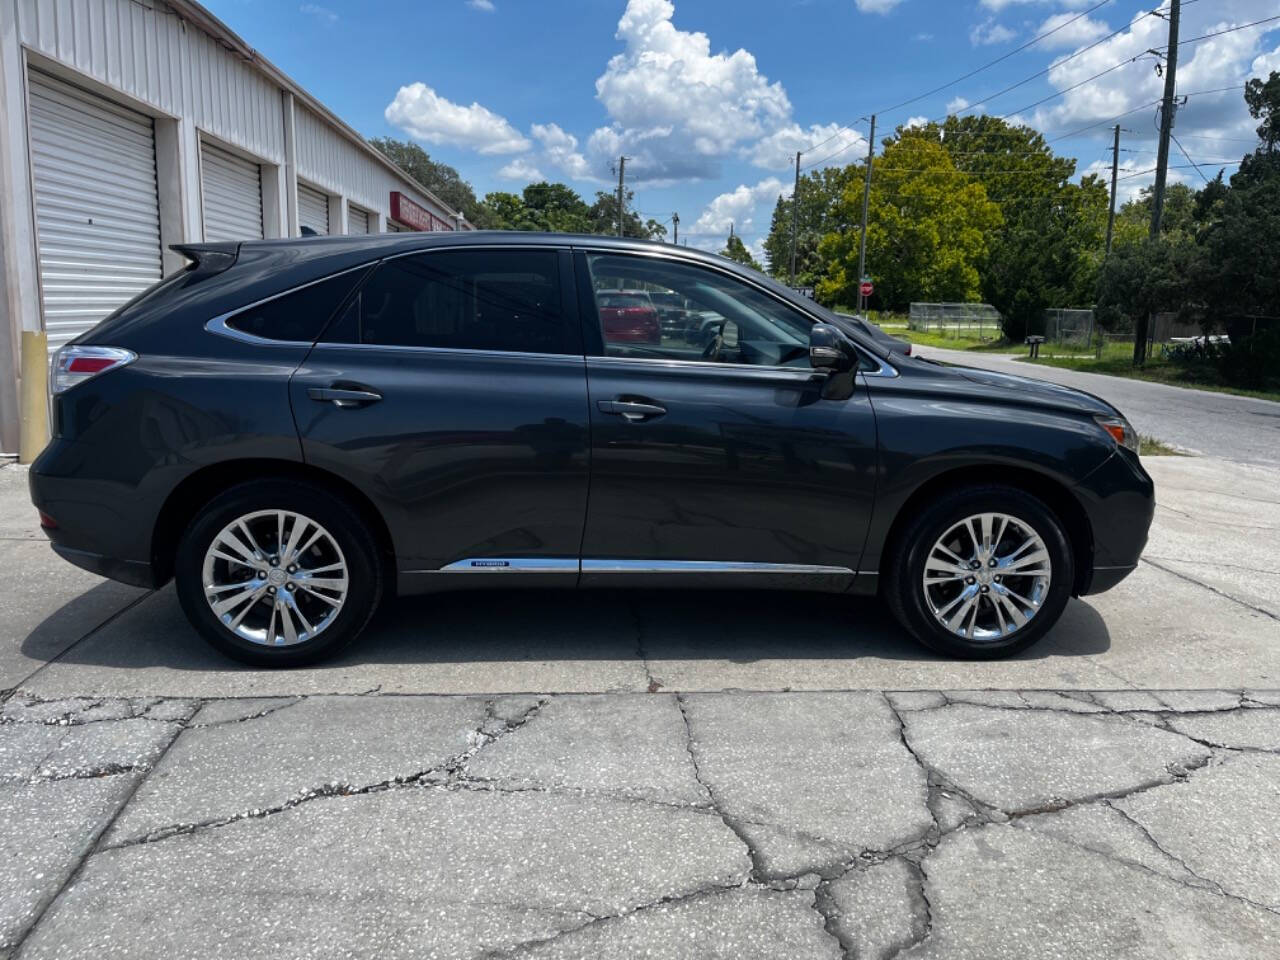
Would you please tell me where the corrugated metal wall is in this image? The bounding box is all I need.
[16,0,285,164]
[294,106,454,228]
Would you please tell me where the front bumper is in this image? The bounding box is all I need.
[1073,448,1155,596]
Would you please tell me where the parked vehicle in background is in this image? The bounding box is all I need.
[649,291,692,340]
[31,232,1153,667]
[597,289,660,344]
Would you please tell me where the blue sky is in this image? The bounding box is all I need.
[208,0,1279,261]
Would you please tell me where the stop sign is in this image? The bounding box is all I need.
[859,280,874,298]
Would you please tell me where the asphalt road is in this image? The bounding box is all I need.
[915,345,1280,467]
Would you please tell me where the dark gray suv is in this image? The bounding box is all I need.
[30,232,1153,666]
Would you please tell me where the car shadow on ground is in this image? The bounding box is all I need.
[23,583,1112,674]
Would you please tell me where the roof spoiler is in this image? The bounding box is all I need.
[170,242,239,277]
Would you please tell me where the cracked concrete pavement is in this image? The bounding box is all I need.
[2,440,1279,956]
[2,689,1278,959]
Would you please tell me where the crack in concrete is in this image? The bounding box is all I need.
[101,696,550,852]
[674,693,766,881]
[1013,808,1280,917]
[1142,557,1280,622]
[629,599,662,694]
[474,881,754,960]
[187,698,303,728]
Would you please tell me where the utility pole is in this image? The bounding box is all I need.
[672,212,679,245]
[1105,124,1120,257]
[856,114,876,314]
[615,156,628,238]
[1135,0,1179,366]
[789,150,801,285]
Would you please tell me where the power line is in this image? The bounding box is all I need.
[1171,132,1210,183]
[799,0,1118,160]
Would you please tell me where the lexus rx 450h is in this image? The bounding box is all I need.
[31,233,1154,666]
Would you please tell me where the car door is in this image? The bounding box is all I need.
[291,245,589,589]
[574,249,879,589]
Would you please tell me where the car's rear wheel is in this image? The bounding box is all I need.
[885,485,1074,658]
[174,480,382,667]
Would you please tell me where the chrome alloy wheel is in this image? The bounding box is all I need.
[921,512,1052,643]
[201,510,348,647]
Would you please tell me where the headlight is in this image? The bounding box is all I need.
[1094,415,1140,454]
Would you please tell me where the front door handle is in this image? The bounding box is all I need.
[597,399,667,422]
[308,386,382,408]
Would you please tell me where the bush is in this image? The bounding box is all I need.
[1166,328,1280,390]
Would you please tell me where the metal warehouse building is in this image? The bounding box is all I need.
[0,0,468,453]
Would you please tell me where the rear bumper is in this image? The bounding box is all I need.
[50,542,161,589]
[1073,448,1155,597]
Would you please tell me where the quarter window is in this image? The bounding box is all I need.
[583,254,814,367]
[225,270,365,342]
[331,249,572,355]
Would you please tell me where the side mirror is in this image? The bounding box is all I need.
[809,324,852,372]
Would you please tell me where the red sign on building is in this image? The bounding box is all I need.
[389,191,454,232]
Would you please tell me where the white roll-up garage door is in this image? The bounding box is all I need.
[28,72,162,352]
[201,142,263,241]
[298,183,329,235]
[347,206,369,234]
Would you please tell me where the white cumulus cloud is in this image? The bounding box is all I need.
[497,158,545,182]
[530,123,597,180]
[1036,12,1110,50]
[971,17,1016,46]
[385,83,530,155]
[855,0,905,12]
[588,0,793,182]
[467,0,495,11]
[745,123,867,170]
[692,177,790,236]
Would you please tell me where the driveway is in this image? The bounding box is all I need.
[914,345,1280,467]
[2,449,1278,958]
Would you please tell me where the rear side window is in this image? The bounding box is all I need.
[226,270,365,342]
[328,249,572,355]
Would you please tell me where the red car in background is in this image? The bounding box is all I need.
[597,290,660,344]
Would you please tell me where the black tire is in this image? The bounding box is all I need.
[884,484,1074,659]
[174,479,383,667]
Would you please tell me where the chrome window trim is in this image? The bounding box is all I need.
[587,355,820,380]
[203,263,373,347]
[309,341,583,363]
[574,244,898,378]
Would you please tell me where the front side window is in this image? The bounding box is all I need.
[584,254,813,367]
[330,249,572,355]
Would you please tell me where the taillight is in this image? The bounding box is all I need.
[50,345,136,395]
[38,510,58,530]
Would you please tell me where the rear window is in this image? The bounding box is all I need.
[226,270,365,342]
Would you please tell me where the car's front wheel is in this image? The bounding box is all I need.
[885,485,1074,658]
[174,480,383,667]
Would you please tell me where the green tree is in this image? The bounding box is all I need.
[1244,69,1280,154]
[818,137,1002,309]
[906,116,1106,339]
[721,232,762,270]
[367,137,494,228]
[586,189,666,240]
[761,166,858,284]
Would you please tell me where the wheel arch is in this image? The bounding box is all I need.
[150,459,396,591]
[879,464,1094,596]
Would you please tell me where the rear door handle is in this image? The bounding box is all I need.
[308,386,382,408]
[597,399,667,422]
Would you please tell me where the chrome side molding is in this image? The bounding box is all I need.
[433,558,855,576]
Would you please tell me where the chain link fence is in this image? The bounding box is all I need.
[1036,309,1094,347]
[908,303,1002,339]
